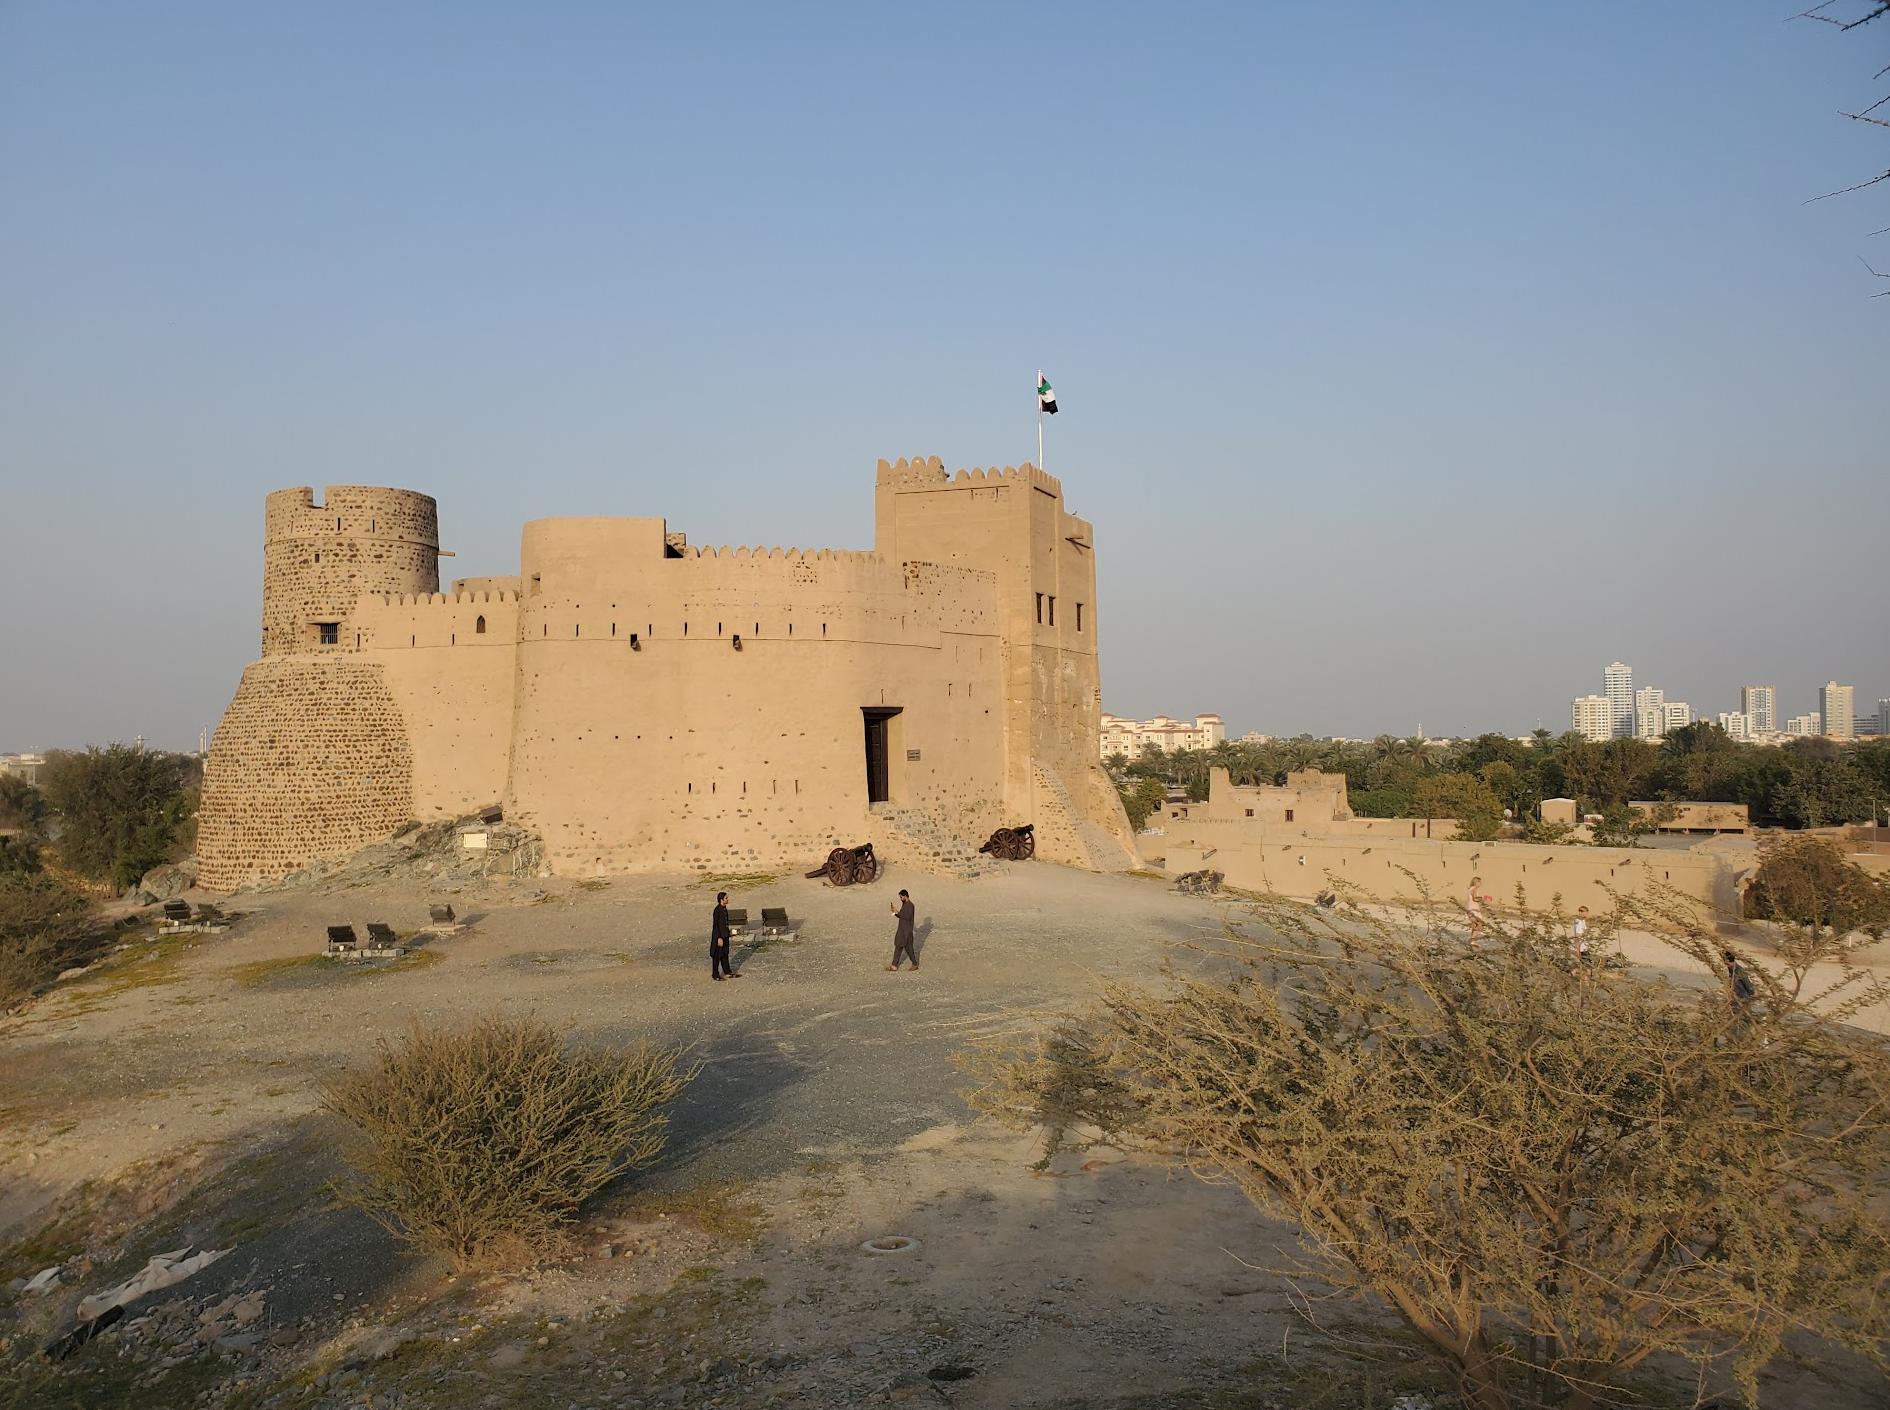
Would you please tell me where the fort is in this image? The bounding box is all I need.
[197,459,1137,891]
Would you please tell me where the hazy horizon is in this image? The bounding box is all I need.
[3,4,1885,752]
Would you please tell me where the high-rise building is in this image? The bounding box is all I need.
[1604,662,1634,739]
[1633,687,1665,741]
[1741,686,1776,735]
[1879,698,1890,738]
[1819,683,1855,741]
[1717,711,1752,742]
[1573,694,1613,743]
[1663,701,1692,733]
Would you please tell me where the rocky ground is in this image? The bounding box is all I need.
[0,856,1880,1408]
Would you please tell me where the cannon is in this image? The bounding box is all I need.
[805,843,880,886]
[978,824,1036,861]
[1172,868,1224,895]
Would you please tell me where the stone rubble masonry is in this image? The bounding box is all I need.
[197,657,415,891]
[198,463,1139,891]
[261,486,439,657]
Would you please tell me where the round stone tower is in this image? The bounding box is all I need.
[261,485,439,654]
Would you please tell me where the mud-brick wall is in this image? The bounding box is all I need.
[197,657,415,891]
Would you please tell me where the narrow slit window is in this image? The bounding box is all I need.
[1075,602,1084,631]
[1048,596,1056,626]
[1035,592,1043,624]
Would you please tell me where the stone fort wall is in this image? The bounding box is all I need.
[199,465,1137,889]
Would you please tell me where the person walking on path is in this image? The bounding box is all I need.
[711,891,740,981]
[1466,876,1490,942]
[1568,905,1594,977]
[886,889,919,971]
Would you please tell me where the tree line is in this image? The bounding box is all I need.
[1,745,201,1008]
[1109,724,1890,836]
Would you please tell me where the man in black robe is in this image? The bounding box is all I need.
[886,889,918,971]
[711,892,739,980]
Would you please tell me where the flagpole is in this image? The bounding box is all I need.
[1036,369,1045,471]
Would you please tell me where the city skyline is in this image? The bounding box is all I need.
[1570,658,1880,746]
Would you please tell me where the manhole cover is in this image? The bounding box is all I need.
[860,1235,919,1255]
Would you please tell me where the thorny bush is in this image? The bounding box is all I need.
[322,1015,692,1268]
[963,883,1890,1410]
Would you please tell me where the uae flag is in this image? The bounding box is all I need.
[1037,372,1058,414]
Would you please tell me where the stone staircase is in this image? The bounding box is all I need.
[1032,762,1136,872]
[867,803,1002,880]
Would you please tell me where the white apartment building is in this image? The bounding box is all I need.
[1785,713,1822,737]
[0,753,44,785]
[1573,694,1613,743]
[1741,686,1776,735]
[1633,687,1665,741]
[1717,711,1753,742]
[1879,699,1890,738]
[1663,701,1692,733]
[1604,662,1634,739]
[1820,682,1855,742]
[1099,712,1227,760]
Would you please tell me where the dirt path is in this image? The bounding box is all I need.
[3,865,1882,1409]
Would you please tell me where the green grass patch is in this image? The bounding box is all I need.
[694,872,779,889]
[230,948,444,989]
[49,927,203,1013]
[617,1181,766,1241]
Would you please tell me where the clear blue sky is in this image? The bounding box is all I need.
[2,2,1884,749]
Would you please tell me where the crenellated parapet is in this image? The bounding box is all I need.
[875,456,1063,501]
[676,545,881,565]
[367,590,521,608]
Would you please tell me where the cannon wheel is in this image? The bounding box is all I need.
[990,828,1018,860]
[856,853,879,884]
[824,847,853,885]
[1019,830,1036,859]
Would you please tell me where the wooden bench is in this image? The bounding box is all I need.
[428,903,456,925]
[760,906,793,937]
[161,900,193,923]
[365,922,400,947]
[326,925,359,951]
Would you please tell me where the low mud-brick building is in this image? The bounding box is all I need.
[197,458,1137,890]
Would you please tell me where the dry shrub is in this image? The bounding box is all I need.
[321,1016,692,1267]
[964,892,1890,1410]
[0,877,99,1010]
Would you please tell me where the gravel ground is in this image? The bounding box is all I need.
[2,861,1879,1410]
